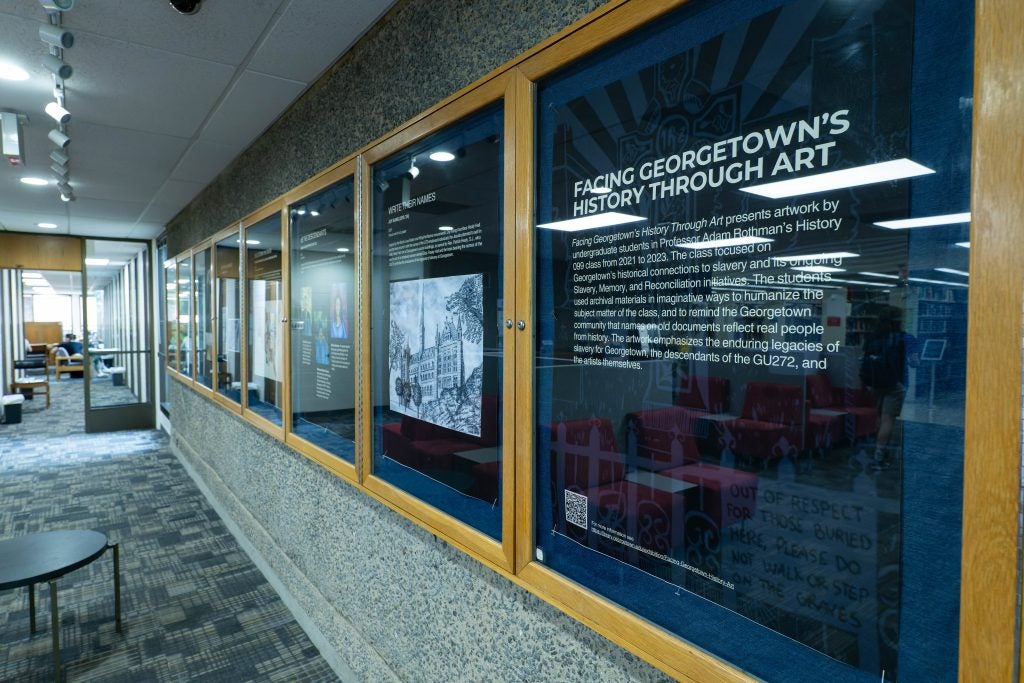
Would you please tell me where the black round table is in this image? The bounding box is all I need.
[0,530,122,682]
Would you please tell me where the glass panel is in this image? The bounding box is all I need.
[176,256,192,378]
[533,1,972,680]
[289,178,356,462]
[85,240,151,408]
[371,104,505,539]
[246,214,284,425]
[165,259,178,373]
[216,231,242,404]
[194,247,213,389]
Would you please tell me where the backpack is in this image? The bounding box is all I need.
[860,332,904,390]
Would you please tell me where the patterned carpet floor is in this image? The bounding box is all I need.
[0,379,337,681]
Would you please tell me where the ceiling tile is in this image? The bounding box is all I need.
[42,1,282,66]
[68,33,236,138]
[69,197,148,222]
[142,179,206,224]
[170,139,239,186]
[248,0,395,81]
[200,70,307,151]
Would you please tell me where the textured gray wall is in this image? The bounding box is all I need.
[166,0,607,254]
[170,382,669,681]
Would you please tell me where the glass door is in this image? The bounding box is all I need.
[83,239,154,432]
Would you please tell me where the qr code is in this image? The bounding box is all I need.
[564,489,588,528]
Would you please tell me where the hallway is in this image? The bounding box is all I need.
[0,381,336,681]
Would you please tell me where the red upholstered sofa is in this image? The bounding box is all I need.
[724,382,841,464]
[805,373,878,441]
[624,407,701,471]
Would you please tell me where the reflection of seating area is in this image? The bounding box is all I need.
[381,396,499,500]
[547,416,759,563]
[805,372,878,440]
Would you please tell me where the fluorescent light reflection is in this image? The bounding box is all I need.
[675,235,772,250]
[438,225,454,231]
[773,251,858,262]
[37,222,58,229]
[956,242,970,248]
[336,247,350,253]
[20,177,49,186]
[858,272,900,280]
[874,212,971,229]
[791,265,844,273]
[429,151,455,162]
[590,186,612,194]
[740,158,934,199]
[830,278,894,288]
[907,276,968,288]
[935,267,969,277]
[537,212,645,232]
[84,258,109,266]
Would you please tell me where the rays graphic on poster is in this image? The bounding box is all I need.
[389,273,484,437]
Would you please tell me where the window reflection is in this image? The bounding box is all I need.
[245,216,284,425]
[289,179,357,461]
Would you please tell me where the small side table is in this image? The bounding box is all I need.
[0,530,122,682]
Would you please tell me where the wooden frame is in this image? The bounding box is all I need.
[165,0,1023,679]
[960,0,1024,679]
[358,70,517,572]
[209,222,245,414]
[241,199,288,441]
[282,157,360,483]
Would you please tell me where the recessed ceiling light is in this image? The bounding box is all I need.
[37,222,58,229]
[245,239,260,245]
[310,210,320,217]
[85,258,109,266]
[336,247,350,252]
[429,151,455,162]
[590,186,612,194]
[0,63,29,81]
[20,177,50,186]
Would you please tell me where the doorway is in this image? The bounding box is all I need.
[83,239,154,432]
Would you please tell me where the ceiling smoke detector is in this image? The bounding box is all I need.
[169,0,201,15]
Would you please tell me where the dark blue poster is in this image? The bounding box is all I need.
[535,0,972,680]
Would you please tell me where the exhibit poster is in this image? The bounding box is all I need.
[388,273,484,437]
[532,0,976,678]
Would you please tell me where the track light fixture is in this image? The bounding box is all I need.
[42,54,72,79]
[51,163,69,179]
[57,180,72,195]
[48,129,70,148]
[39,24,74,49]
[45,101,70,123]
[408,156,420,179]
[50,149,69,166]
[60,191,74,202]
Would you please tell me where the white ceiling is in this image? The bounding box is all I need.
[0,0,394,240]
